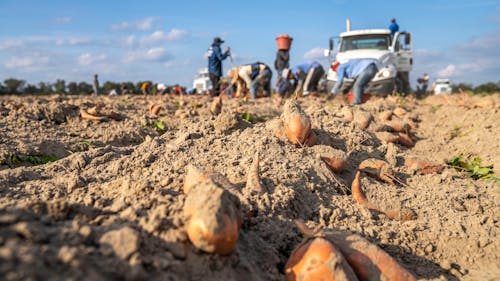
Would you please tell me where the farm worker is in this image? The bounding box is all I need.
[330,58,379,105]
[207,37,231,97]
[157,83,167,95]
[389,18,399,37]
[274,49,290,89]
[92,74,100,96]
[290,61,325,96]
[174,85,183,95]
[228,62,272,99]
[141,81,150,95]
[277,68,296,98]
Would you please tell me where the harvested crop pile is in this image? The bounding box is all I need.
[0,93,499,280]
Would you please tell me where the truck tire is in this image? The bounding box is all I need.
[326,80,335,94]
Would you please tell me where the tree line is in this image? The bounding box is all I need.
[0,78,185,95]
[0,77,499,95]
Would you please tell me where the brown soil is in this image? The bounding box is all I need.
[0,93,498,280]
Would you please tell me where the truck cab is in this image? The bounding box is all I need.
[325,29,412,96]
[193,68,212,94]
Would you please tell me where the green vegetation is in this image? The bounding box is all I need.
[447,155,499,185]
[241,112,255,124]
[430,104,442,113]
[10,153,58,166]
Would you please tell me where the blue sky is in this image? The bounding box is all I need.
[0,0,499,88]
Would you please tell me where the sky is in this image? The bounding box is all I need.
[0,0,499,89]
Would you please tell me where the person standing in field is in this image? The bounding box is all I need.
[389,18,399,37]
[207,37,231,97]
[330,58,379,105]
[93,74,100,96]
[141,81,150,95]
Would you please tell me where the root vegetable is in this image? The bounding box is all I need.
[183,174,241,255]
[380,121,411,133]
[322,156,347,173]
[285,237,359,281]
[351,171,416,222]
[210,96,223,115]
[341,107,354,122]
[183,165,213,194]
[473,98,495,108]
[329,232,417,281]
[245,152,265,193]
[87,106,98,115]
[149,103,162,116]
[375,132,400,145]
[378,110,392,121]
[392,107,408,117]
[80,108,106,121]
[397,133,414,147]
[281,100,314,146]
[404,158,444,175]
[353,111,372,129]
[287,220,359,281]
[358,158,397,185]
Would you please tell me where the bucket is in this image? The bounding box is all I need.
[276,34,293,50]
[347,92,371,104]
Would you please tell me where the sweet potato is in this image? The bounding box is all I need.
[381,121,411,133]
[358,158,397,185]
[285,237,359,281]
[473,98,495,108]
[404,158,444,175]
[322,156,347,173]
[329,231,417,281]
[281,100,315,146]
[341,107,354,122]
[210,96,223,115]
[392,107,408,117]
[183,174,242,255]
[288,220,359,281]
[80,108,106,121]
[245,152,265,193]
[149,103,162,116]
[351,171,374,209]
[353,111,372,129]
[397,133,414,147]
[378,110,392,121]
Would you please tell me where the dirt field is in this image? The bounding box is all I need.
[0,93,498,281]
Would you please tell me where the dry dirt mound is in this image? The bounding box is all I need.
[0,94,498,280]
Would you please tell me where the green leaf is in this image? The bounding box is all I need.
[154,121,165,133]
[241,112,254,124]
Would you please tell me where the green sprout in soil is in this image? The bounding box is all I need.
[447,154,500,185]
[430,104,442,113]
[154,121,166,133]
[241,112,255,124]
[80,140,93,147]
[10,154,58,166]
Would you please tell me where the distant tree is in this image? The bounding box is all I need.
[3,78,26,94]
[120,82,136,94]
[474,82,500,94]
[53,79,66,94]
[38,82,53,95]
[451,82,473,93]
[24,84,40,95]
[67,82,78,95]
[0,82,4,95]
[77,82,93,95]
[102,81,120,94]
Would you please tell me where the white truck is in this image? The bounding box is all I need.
[192,68,212,94]
[431,78,452,95]
[324,24,413,96]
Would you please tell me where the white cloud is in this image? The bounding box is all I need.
[303,47,327,60]
[5,54,50,68]
[56,17,72,24]
[123,47,172,63]
[77,53,107,66]
[140,29,188,45]
[56,38,91,46]
[112,17,155,31]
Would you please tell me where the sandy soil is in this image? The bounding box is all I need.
[0,93,498,281]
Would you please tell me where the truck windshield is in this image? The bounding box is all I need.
[340,35,391,51]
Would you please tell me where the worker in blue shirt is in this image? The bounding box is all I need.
[331,59,379,105]
[290,61,325,96]
[207,37,231,96]
[389,18,399,37]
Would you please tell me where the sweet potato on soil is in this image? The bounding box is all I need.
[404,158,444,175]
[80,108,106,121]
[285,237,359,281]
[281,100,315,146]
[183,174,242,255]
[322,156,347,173]
[353,111,372,129]
[287,220,359,281]
[210,96,223,115]
[473,98,495,109]
[392,107,408,117]
[245,152,265,193]
[378,110,392,121]
[358,158,397,185]
[329,231,417,281]
[341,107,354,122]
[149,103,162,116]
[397,133,414,147]
[377,121,411,133]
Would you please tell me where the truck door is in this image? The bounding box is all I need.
[392,32,412,72]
